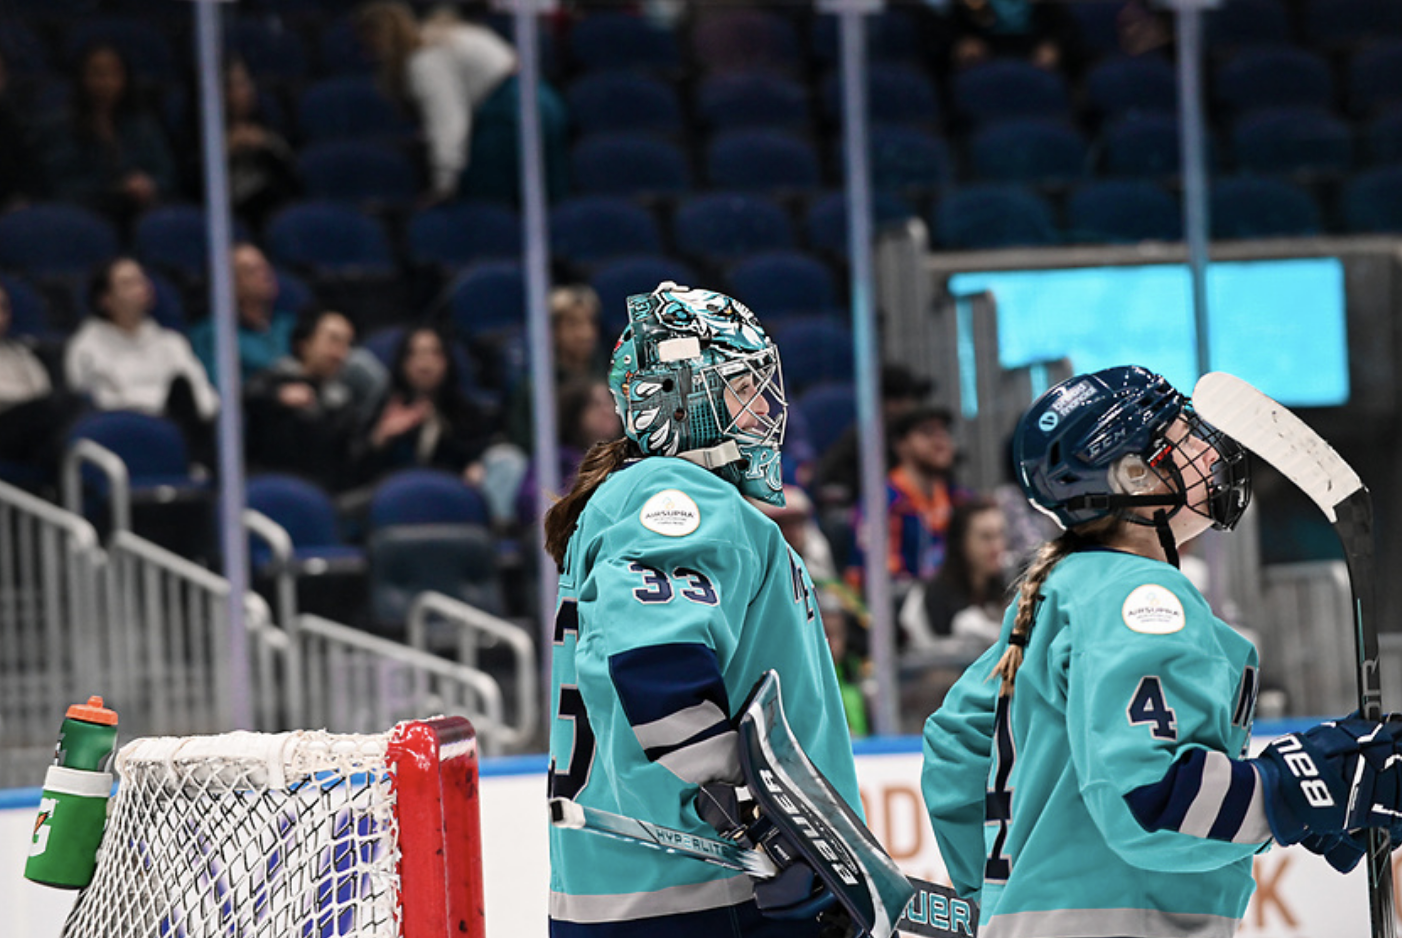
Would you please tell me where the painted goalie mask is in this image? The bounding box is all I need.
[609,282,788,505]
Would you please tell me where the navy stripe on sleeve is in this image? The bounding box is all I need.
[1125,748,1272,845]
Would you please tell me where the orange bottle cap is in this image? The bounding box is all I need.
[66,696,118,725]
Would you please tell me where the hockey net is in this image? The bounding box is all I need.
[61,717,484,938]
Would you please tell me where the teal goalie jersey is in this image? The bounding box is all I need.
[922,549,1270,938]
[548,457,861,924]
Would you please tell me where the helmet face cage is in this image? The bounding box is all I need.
[1139,406,1251,531]
[610,283,788,502]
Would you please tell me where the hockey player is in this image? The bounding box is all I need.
[544,283,860,937]
[921,365,1402,938]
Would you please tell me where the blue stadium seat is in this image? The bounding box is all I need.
[810,8,922,66]
[1210,177,1321,239]
[794,382,857,459]
[0,22,49,80]
[274,267,315,315]
[773,319,854,394]
[1085,55,1177,118]
[933,185,1060,249]
[1231,107,1353,176]
[317,15,376,76]
[566,72,683,136]
[672,192,795,267]
[820,63,941,128]
[65,17,178,82]
[297,141,420,207]
[369,468,490,528]
[148,271,186,333]
[226,18,309,83]
[588,254,700,336]
[0,203,119,277]
[296,76,416,144]
[1214,47,1334,115]
[866,126,953,195]
[969,119,1090,184]
[1205,0,1291,50]
[569,133,692,196]
[804,191,916,257]
[1304,0,1402,49]
[549,196,663,267]
[1367,108,1402,165]
[1102,114,1189,178]
[134,205,250,282]
[951,58,1070,125]
[1350,40,1402,115]
[1343,166,1402,233]
[265,202,395,278]
[1064,1,1126,58]
[0,274,54,340]
[1067,180,1181,244]
[698,71,811,132]
[568,12,682,75]
[407,201,520,271]
[447,261,525,338]
[692,9,802,74]
[245,473,365,570]
[705,129,822,193]
[727,250,839,321]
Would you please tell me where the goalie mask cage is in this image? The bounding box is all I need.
[61,716,485,938]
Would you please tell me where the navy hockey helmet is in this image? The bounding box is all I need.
[609,282,787,505]
[1014,365,1250,532]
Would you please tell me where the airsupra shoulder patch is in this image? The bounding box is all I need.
[1122,584,1185,635]
[639,489,701,536]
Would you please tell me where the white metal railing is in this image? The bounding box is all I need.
[288,613,511,754]
[406,591,539,751]
[61,438,132,535]
[1259,560,1356,717]
[0,480,104,788]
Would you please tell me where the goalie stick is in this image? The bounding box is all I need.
[1193,371,1395,938]
[549,798,977,938]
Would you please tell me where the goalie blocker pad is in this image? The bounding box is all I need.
[738,670,974,938]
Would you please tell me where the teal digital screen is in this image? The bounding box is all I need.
[947,258,1349,407]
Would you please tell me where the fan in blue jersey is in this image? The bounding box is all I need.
[543,282,861,938]
[921,365,1402,938]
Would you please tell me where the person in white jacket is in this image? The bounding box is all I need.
[356,1,567,203]
[65,257,219,460]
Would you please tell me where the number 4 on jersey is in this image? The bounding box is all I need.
[1128,676,1178,740]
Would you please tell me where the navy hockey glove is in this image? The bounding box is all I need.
[1253,715,1402,845]
[1298,830,1367,873]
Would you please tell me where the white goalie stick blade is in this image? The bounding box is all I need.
[548,800,978,937]
[1192,371,1395,938]
[1191,371,1362,520]
[548,797,778,878]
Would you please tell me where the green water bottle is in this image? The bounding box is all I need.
[24,696,119,889]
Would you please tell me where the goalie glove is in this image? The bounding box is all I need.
[694,783,842,922]
[1252,714,1402,846]
[1298,830,1368,873]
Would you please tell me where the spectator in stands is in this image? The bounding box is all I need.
[0,50,39,210]
[941,0,1077,73]
[845,405,976,600]
[355,324,501,486]
[189,242,298,386]
[505,284,608,450]
[65,257,219,463]
[243,309,367,492]
[812,363,934,507]
[901,497,1009,652]
[39,42,176,230]
[224,57,299,232]
[0,281,78,479]
[354,0,567,204]
[514,376,620,527]
[756,483,838,584]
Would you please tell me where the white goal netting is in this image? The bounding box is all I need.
[63,730,403,938]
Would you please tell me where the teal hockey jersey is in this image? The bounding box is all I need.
[548,457,861,924]
[922,549,1270,938]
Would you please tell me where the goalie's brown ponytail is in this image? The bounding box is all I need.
[990,516,1121,697]
[544,437,640,570]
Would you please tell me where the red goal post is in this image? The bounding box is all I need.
[61,716,485,938]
